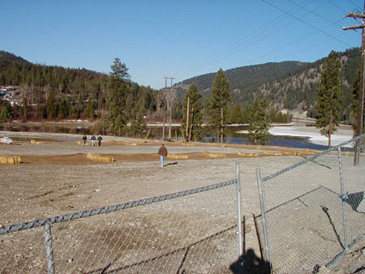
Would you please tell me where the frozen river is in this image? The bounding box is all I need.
[234,125,354,150]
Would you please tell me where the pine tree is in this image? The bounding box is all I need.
[0,105,12,130]
[45,91,57,119]
[351,70,365,135]
[107,58,130,135]
[84,96,95,119]
[131,112,147,138]
[207,69,230,143]
[181,84,203,141]
[315,51,343,148]
[58,97,70,119]
[247,97,271,145]
[230,104,242,124]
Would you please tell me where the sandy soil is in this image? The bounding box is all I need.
[1,131,363,273]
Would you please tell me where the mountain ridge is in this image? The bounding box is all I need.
[176,47,360,121]
[1,48,361,123]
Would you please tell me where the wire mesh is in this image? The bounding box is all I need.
[255,136,365,274]
[1,179,239,273]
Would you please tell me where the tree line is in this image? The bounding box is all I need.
[2,50,361,147]
[315,50,364,148]
[0,52,288,143]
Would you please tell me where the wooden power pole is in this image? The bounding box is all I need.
[163,76,174,141]
[186,97,190,141]
[343,4,365,166]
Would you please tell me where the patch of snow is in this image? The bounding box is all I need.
[269,126,353,147]
[0,137,13,144]
[237,126,354,147]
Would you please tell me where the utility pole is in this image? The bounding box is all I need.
[186,97,190,141]
[163,76,175,141]
[169,77,174,140]
[343,4,365,166]
[162,77,168,140]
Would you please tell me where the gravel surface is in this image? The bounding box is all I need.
[1,131,364,273]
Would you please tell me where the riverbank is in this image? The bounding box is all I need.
[1,120,356,150]
[268,124,353,147]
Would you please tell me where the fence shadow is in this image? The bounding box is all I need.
[321,205,345,250]
[347,192,365,213]
[229,249,271,274]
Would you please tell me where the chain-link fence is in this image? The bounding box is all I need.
[0,166,243,274]
[255,134,365,274]
[2,136,364,274]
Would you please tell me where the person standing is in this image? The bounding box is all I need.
[158,143,168,167]
[97,135,102,146]
[91,135,96,146]
[82,135,87,145]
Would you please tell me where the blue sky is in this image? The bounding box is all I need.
[1,0,363,89]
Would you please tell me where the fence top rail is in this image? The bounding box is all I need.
[261,133,364,183]
[0,178,237,235]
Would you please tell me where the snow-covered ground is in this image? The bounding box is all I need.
[269,126,353,147]
[237,125,354,147]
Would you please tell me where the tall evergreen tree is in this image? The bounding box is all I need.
[0,105,12,130]
[45,91,57,119]
[230,104,242,124]
[207,69,230,143]
[247,97,271,145]
[84,96,96,119]
[181,84,203,141]
[315,51,343,148]
[58,97,70,119]
[131,111,147,138]
[107,58,130,135]
[351,70,364,135]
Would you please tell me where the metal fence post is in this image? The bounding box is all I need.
[44,222,56,274]
[337,147,348,251]
[235,163,243,257]
[256,168,270,262]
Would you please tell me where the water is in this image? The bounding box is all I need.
[204,126,329,150]
[228,137,328,150]
[0,123,93,135]
[1,123,328,150]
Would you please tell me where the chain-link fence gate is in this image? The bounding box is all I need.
[1,165,243,274]
[255,134,365,274]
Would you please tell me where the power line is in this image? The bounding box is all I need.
[172,2,308,82]
[343,5,365,166]
[345,0,362,9]
[286,0,342,28]
[262,0,353,47]
[328,0,355,13]
[169,1,357,87]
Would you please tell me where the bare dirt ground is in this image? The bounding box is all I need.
[1,131,364,273]
[1,131,314,222]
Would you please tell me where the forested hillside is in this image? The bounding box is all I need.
[0,50,109,114]
[177,47,361,122]
[0,47,361,137]
[178,61,308,97]
[0,51,158,124]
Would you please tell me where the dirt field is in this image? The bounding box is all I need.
[1,131,313,224]
[1,131,364,273]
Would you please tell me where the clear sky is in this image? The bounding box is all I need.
[1,0,363,89]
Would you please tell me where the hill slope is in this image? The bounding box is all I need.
[0,51,29,64]
[1,48,361,123]
[177,47,361,119]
